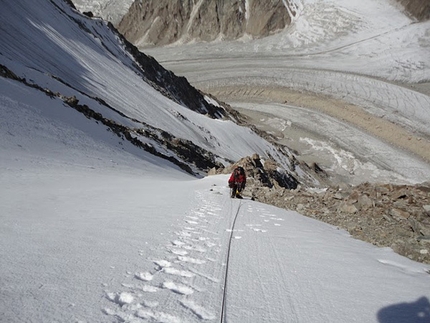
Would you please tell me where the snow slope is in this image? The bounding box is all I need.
[1,0,430,322]
[1,135,429,322]
[1,87,429,321]
[0,0,294,174]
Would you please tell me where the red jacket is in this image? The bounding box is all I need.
[228,168,246,185]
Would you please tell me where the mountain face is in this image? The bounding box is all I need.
[397,0,430,21]
[72,0,134,25]
[1,0,326,186]
[0,0,224,176]
[72,0,429,47]
[118,0,298,47]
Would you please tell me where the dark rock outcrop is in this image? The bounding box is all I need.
[211,153,328,191]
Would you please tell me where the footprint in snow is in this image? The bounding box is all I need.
[141,285,158,293]
[205,242,217,248]
[172,240,186,246]
[154,260,172,269]
[163,267,195,278]
[177,256,206,265]
[106,292,134,306]
[135,272,153,281]
[135,309,181,323]
[186,220,199,225]
[121,283,158,293]
[183,245,207,253]
[253,228,268,233]
[169,248,188,256]
[180,299,216,320]
[184,227,199,233]
[176,230,192,238]
[162,281,194,295]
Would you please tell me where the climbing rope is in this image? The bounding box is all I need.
[220,199,243,322]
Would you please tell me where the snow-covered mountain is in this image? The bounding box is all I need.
[1,0,320,184]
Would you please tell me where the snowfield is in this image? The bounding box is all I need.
[2,133,430,322]
[1,0,430,322]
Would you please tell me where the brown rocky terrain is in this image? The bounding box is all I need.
[210,154,430,265]
[397,0,430,21]
[118,0,296,47]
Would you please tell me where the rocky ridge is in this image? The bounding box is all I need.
[397,0,430,21]
[118,0,297,47]
[116,0,430,48]
[0,64,228,176]
[211,155,430,265]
